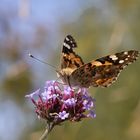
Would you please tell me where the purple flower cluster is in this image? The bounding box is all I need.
[26,80,96,125]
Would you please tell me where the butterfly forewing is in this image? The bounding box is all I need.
[70,50,139,87]
[61,35,84,69]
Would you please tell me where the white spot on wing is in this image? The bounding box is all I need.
[109,55,118,61]
[63,42,70,49]
[124,51,128,55]
[125,58,128,61]
[119,60,124,64]
[72,44,75,47]
[123,65,127,68]
[65,37,69,41]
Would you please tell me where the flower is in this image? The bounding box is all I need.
[58,111,69,120]
[26,80,96,125]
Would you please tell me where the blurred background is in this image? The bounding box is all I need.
[0,0,140,140]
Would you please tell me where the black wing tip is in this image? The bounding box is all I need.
[117,50,140,62]
[128,50,139,55]
[66,34,73,38]
[129,50,140,59]
[63,34,77,49]
[65,34,74,40]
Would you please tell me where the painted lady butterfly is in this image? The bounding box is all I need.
[57,35,139,88]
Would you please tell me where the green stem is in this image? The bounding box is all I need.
[39,123,54,140]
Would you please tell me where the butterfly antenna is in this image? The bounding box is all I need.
[29,53,58,72]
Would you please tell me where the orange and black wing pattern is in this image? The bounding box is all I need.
[71,50,139,88]
[61,35,84,69]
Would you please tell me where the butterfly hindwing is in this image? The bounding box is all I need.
[70,50,139,87]
[61,35,84,69]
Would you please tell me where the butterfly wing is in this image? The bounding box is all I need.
[70,50,139,88]
[60,35,84,69]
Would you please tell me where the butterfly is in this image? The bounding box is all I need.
[57,35,139,88]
